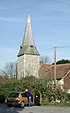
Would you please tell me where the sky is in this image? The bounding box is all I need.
[0,0,70,69]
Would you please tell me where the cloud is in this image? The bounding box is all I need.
[0,15,51,23]
[0,17,24,22]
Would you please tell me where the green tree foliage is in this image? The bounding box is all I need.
[66,93,70,101]
[53,59,70,65]
[0,76,67,103]
[0,79,21,99]
[56,59,70,64]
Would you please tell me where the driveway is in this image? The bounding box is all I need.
[0,104,70,113]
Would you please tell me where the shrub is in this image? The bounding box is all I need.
[0,95,5,103]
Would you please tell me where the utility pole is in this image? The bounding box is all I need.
[54,47,56,85]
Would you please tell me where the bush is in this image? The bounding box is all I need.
[66,94,70,102]
[0,95,5,103]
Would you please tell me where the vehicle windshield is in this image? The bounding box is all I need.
[8,92,19,98]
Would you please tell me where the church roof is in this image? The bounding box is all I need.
[18,14,40,57]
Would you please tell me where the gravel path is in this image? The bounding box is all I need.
[0,104,70,113]
[22,106,70,113]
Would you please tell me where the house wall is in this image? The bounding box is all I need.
[58,77,70,93]
[58,79,64,86]
[57,79,64,91]
[67,89,70,94]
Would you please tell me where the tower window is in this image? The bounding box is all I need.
[30,45,34,48]
[20,46,22,49]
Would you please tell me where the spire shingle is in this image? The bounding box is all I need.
[18,14,40,57]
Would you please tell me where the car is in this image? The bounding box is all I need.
[34,93,42,105]
[6,91,30,108]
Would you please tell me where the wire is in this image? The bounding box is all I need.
[55,45,70,49]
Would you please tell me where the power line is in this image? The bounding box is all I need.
[54,45,70,49]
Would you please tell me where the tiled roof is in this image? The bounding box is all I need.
[39,64,52,77]
[39,63,70,90]
[40,63,70,79]
[64,73,70,89]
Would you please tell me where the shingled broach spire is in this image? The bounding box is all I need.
[18,13,39,57]
[17,13,40,79]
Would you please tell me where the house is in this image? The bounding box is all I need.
[39,63,70,93]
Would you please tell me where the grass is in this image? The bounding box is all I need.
[42,101,70,107]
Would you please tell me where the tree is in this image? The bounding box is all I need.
[52,59,70,65]
[1,62,17,79]
[0,79,21,99]
[56,59,70,64]
[0,75,64,103]
[40,55,50,64]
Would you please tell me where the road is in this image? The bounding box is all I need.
[0,104,70,113]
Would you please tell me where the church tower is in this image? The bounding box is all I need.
[17,14,40,79]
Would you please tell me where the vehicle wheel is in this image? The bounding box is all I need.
[21,102,24,108]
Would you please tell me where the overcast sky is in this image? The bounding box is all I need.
[0,0,70,69]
